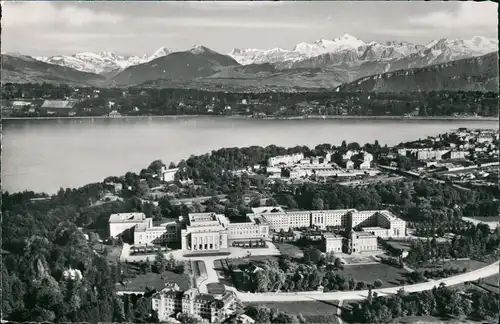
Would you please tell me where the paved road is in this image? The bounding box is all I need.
[236,261,499,302]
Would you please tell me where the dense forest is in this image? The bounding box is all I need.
[1,187,162,322]
[2,82,497,117]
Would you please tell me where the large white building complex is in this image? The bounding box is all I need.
[249,207,406,238]
[109,207,406,254]
[180,212,269,251]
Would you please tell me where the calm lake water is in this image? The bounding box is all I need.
[2,116,497,194]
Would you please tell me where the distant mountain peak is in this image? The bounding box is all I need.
[189,44,209,54]
[149,47,170,61]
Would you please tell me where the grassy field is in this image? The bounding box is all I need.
[245,300,343,324]
[340,263,410,287]
[274,242,304,259]
[385,240,413,251]
[441,259,489,271]
[120,270,191,291]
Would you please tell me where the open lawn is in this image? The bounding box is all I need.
[441,259,489,271]
[339,263,410,287]
[245,301,342,324]
[118,270,191,292]
[274,242,304,259]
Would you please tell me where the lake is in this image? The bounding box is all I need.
[2,116,497,194]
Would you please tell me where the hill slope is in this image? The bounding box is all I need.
[204,65,349,88]
[335,52,499,93]
[1,54,105,85]
[111,45,240,86]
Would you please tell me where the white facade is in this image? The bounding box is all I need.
[349,231,378,253]
[359,161,371,170]
[109,212,152,238]
[134,221,180,245]
[161,167,179,182]
[267,153,304,167]
[250,208,406,239]
[181,213,269,251]
[323,233,343,253]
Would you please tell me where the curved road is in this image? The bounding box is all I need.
[235,261,499,302]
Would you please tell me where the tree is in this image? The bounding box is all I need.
[303,247,323,264]
[144,258,152,274]
[112,297,126,322]
[374,279,383,288]
[334,258,344,270]
[324,251,336,264]
[274,312,300,324]
[311,196,324,210]
[155,250,167,273]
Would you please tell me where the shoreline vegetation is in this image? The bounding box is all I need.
[3,115,498,121]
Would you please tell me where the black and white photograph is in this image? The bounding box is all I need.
[1,1,499,323]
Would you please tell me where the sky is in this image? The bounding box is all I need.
[2,1,498,57]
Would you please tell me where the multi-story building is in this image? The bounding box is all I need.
[180,212,269,252]
[348,230,378,253]
[250,208,406,242]
[152,286,235,323]
[108,212,152,238]
[134,221,181,245]
[323,232,343,253]
[267,153,304,167]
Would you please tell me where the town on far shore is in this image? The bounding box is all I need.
[3,127,500,324]
[2,84,498,120]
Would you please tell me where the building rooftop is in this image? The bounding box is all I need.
[362,226,388,231]
[353,231,377,237]
[323,232,342,239]
[41,99,77,109]
[109,212,147,223]
[251,206,285,214]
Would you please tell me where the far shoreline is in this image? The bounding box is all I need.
[3,115,498,122]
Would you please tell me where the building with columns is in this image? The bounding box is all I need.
[180,212,270,252]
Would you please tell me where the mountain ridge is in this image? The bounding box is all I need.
[27,34,498,77]
[1,54,106,86]
[334,51,499,93]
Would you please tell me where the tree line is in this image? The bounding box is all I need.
[3,82,497,117]
[346,284,499,323]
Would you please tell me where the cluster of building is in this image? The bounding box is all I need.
[151,283,236,323]
[397,128,499,162]
[265,152,378,180]
[109,206,406,255]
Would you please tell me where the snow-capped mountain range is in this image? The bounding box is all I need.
[34,48,170,75]
[31,34,497,76]
[230,34,497,68]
